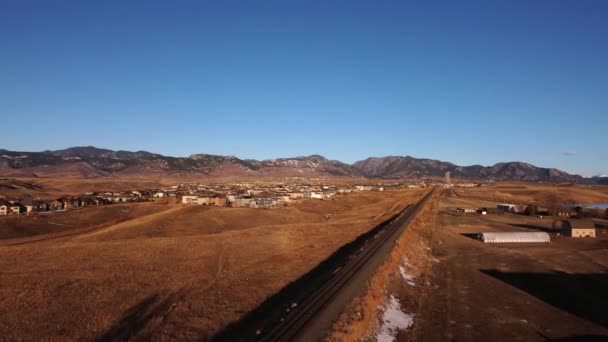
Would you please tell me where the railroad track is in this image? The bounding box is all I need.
[252,189,436,342]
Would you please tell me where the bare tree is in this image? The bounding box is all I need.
[544,192,562,217]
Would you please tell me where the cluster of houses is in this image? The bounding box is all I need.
[177,182,388,208]
[0,179,422,216]
[0,191,154,216]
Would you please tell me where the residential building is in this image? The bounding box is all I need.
[182,195,199,204]
[0,201,8,216]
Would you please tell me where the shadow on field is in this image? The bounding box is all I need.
[481,270,608,329]
[538,334,608,342]
[460,233,480,241]
[96,291,182,342]
[509,223,559,234]
[211,211,405,341]
[509,223,561,233]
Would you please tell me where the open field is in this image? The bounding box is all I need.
[412,194,608,341]
[0,202,176,242]
[0,189,425,340]
[0,177,166,200]
[455,182,608,206]
[0,176,408,202]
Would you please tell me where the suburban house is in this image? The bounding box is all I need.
[198,197,227,206]
[8,203,22,215]
[309,192,324,199]
[288,192,304,199]
[0,200,8,216]
[254,197,278,208]
[19,197,34,213]
[561,220,596,238]
[37,202,49,211]
[232,198,257,208]
[49,200,64,211]
[182,195,199,204]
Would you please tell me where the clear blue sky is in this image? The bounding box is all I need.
[1,1,607,176]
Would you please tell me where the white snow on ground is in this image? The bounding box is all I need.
[376,295,414,342]
[399,266,416,287]
[399,258,416,287]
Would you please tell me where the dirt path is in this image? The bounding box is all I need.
[74,205,187,240]
[0,204,181,247]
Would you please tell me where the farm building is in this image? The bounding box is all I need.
[561,220,596,238]
[479,232,551,243]
[456,208,477,214]
[497,204,525,214]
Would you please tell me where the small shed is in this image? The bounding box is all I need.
[479,232,551,243]
[561,220,596,238]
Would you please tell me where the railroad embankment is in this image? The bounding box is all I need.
[328,191,439,341]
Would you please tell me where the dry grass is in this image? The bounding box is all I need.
[0,189,424,340]
[0,202,175,242]
[328,191,439,341]
[0,177,166,200]
[457,182,608,205]
[410,194,608,341]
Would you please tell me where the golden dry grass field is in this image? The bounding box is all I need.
[0,177,166,200]
[412,191,608,341]
[0,189,425,340]
[455,182,608,205]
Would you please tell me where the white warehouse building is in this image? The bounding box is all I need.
[479,232,551,244]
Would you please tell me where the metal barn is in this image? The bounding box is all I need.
[479,232,551,243]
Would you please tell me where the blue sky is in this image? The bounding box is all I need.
[1,1,607,176]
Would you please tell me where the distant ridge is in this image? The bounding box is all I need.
[0,146,589,182]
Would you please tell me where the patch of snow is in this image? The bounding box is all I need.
[376,295,414,342]
[1,155,28,159]
[399,258,416,287]
[399,266,416,287]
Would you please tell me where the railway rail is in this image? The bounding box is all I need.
[213,189,435,342]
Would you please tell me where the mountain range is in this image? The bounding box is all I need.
[0,146,599,183]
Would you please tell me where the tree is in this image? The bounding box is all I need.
[525,204,538,216]
[544,192,562,217]
[573,205,584,218]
